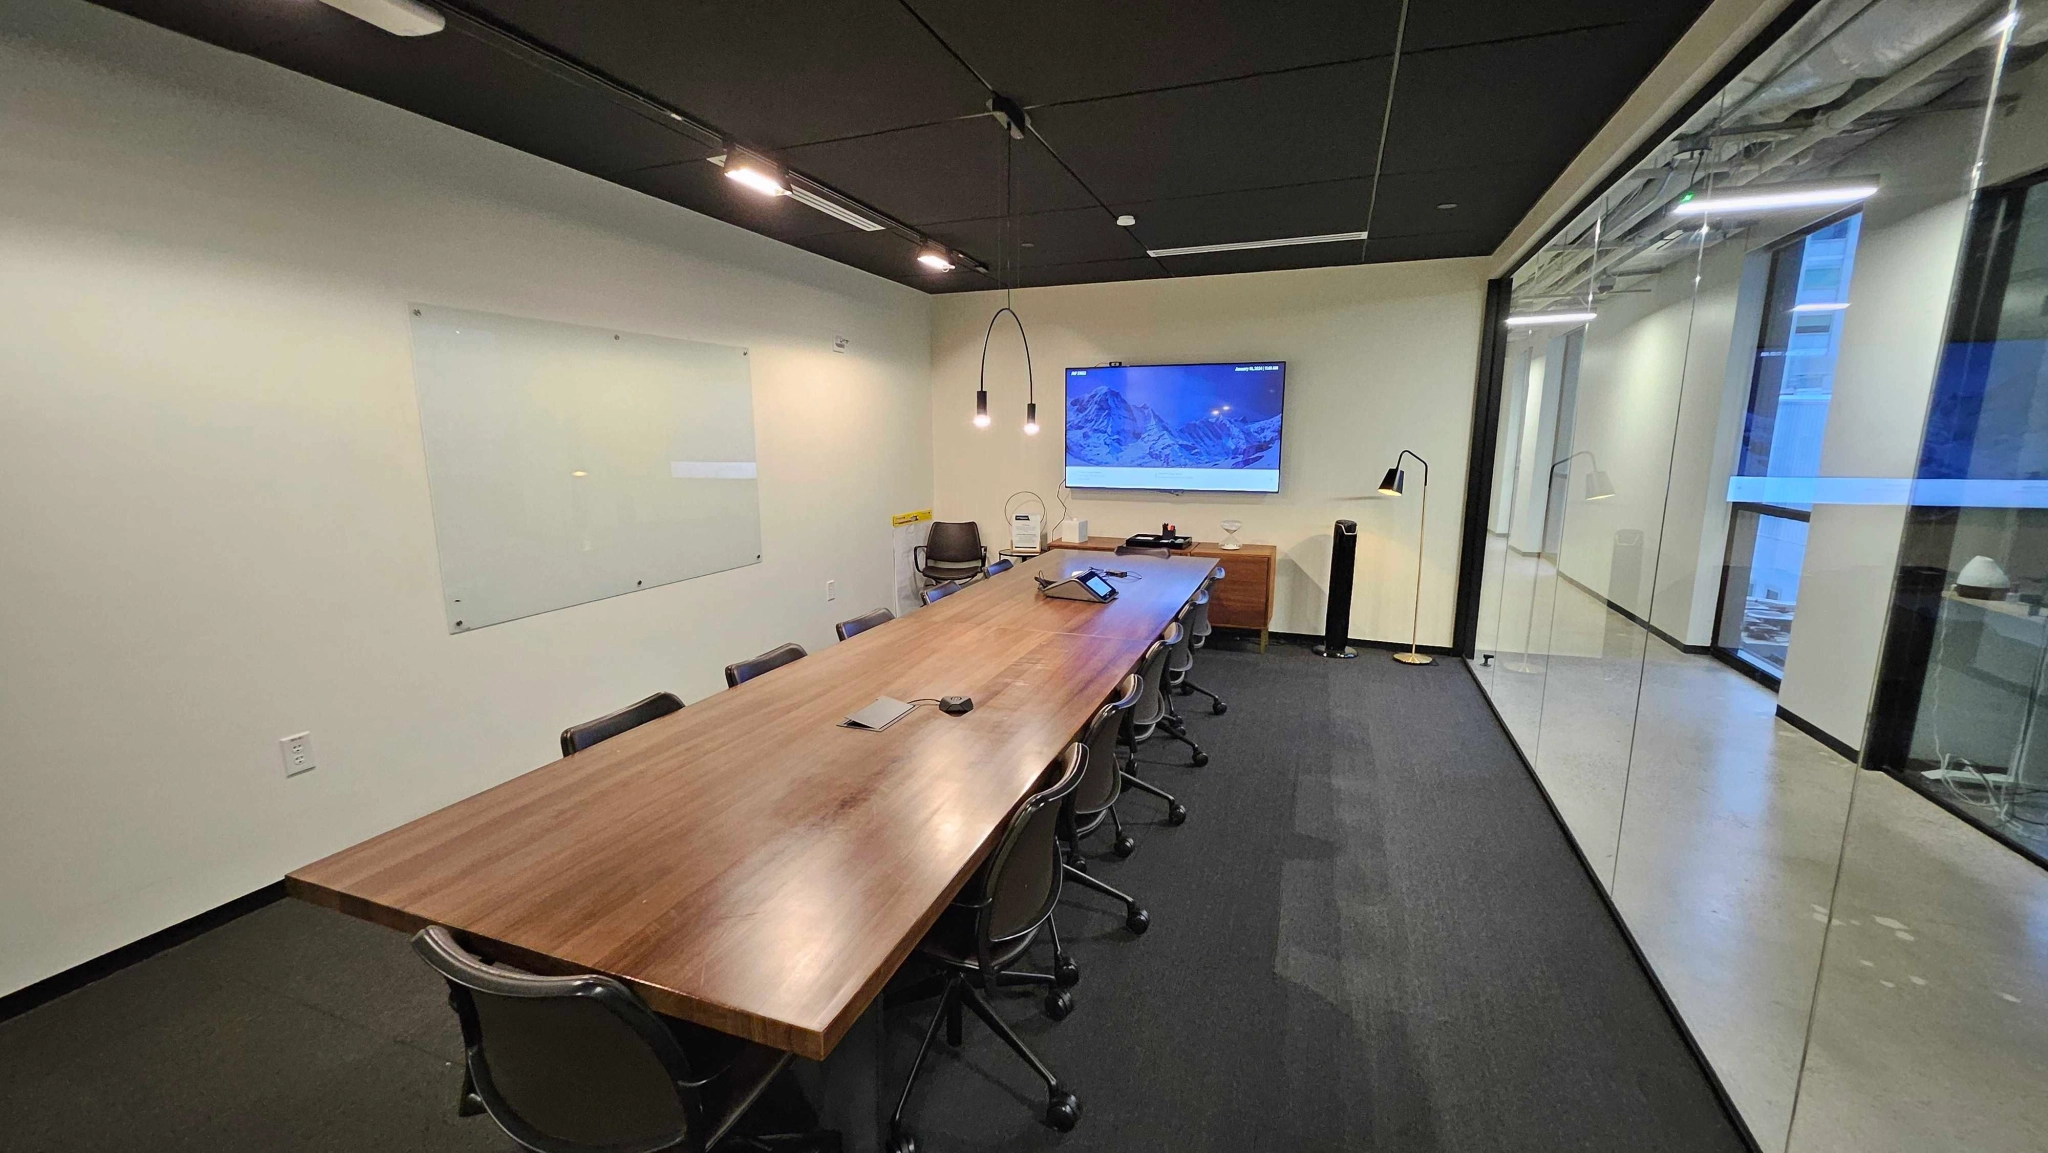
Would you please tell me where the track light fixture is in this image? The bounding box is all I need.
[718,146,788,197]
[316,0,444,35]
[917,246,956,272]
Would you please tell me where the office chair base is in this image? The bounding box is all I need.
[1063,862,1150,935]
[1122,771,1187,823]
[1179,679,1229,714]
[891,972,1079,1147]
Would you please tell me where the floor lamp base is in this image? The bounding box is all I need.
[1393,651,1435,666]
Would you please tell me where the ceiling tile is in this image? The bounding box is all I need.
[906,0,1403,107]
[1031,59,1393,205]
[461,0,989,147]
[1112,180,1374,252]
[91,0,346,53]
[1380,26,1661,176]
[925,207,1150,270]
[782,118,1097,227]
[1404,0,1709,53]
[1359,230,1497,263]
[1154,243,1366,279]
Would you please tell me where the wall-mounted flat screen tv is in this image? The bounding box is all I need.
[1064,361,1286,492]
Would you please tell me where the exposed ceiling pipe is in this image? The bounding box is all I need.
[1517,3,2019,305]
[1724,2,2015,181]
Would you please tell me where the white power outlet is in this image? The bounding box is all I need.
[826,579,838,601]
[280,732,315,777]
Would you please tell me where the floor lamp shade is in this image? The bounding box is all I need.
[1316,520,1360,658]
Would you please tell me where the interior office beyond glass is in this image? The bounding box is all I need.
[1465,1,2048,1150]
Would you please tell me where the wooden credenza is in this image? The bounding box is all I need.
[1055,536,1275,650]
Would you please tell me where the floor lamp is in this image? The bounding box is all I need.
[1379,450,1434,666]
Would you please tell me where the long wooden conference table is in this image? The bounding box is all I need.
[287,549,1215,1061]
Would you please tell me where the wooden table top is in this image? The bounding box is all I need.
[286,549,1215,1060]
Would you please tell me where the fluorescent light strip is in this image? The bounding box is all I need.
[788,186,885,231]
[1791,301,1850,313]
[1671,183,1878,216]
[1146,231,1368,258]
[1505,311,1597,327]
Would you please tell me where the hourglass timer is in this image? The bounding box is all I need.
[1220,519,1243,551]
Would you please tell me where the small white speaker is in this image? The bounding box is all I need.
[1057,517,1090,543]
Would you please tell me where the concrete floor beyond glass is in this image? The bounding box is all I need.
[1470,537,2048,1153]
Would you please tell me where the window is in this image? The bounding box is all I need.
[1714,214,1863,681]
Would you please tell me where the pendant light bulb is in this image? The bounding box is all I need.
[973,389,991,428]
[1023,402,1040,436]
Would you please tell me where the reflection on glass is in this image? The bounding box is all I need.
[1465,1,2041,1150]
[1874,169,2048,865]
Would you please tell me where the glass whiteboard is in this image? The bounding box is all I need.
[409,305,762,632]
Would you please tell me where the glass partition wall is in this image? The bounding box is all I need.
[1466,2,2048,1150]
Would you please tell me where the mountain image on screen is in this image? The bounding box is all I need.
[1066,384,1282,470]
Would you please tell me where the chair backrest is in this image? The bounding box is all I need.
[1189,586,1213,642]
[560,692,684,757]
[922,581,961,605]
[1167,604,1197,675]
[724,642,807,688]
[1072,675,1141,816]
[413,925,705,1153]
[834,607,893,641]
[985,558,1014,577]
[1115,544,1172,558]
[925,521,983,564]
[1129,626,1178,731]
[970,744,1086,966]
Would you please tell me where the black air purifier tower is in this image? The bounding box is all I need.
[1316,519,1359,658]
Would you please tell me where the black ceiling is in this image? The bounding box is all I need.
[88,0,1713,292]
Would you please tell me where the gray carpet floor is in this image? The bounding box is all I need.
[0,642,1746,1152]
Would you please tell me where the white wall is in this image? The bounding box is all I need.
[0,1,934,997]
[929,261,1487,642]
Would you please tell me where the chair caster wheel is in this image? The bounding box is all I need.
[1045,1087,1081,1132]
[1213,701,1228,715]
[888,1129,917,1153]
[1192,750,1210,767]
[1044,988,1074,1021]
[1054,953,1080,987]
[1069,854,1090,874]
[1167,802,1188,826]
[1113,834,1137,858]
[1126,906,1151,935]
[1177,683,1192,695]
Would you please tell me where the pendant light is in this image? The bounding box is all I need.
[972,96,1039,436]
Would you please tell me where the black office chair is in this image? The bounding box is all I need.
[888,745,1087,1151]
[724,643,807,688]
[1059,677,1153,936]
[1114,545,1171,559]
[1124,624,1206,786]
[413,925,838,1153]
[1174,572,1228,714]
[834,608,893,641]
[983,559,1014,578]
[559,692,684,757]
[914,521,987,587]
[921,581,962,606]
[1153,612,1211,763]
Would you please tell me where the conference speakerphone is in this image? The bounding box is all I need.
[1036,569,1119,603]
